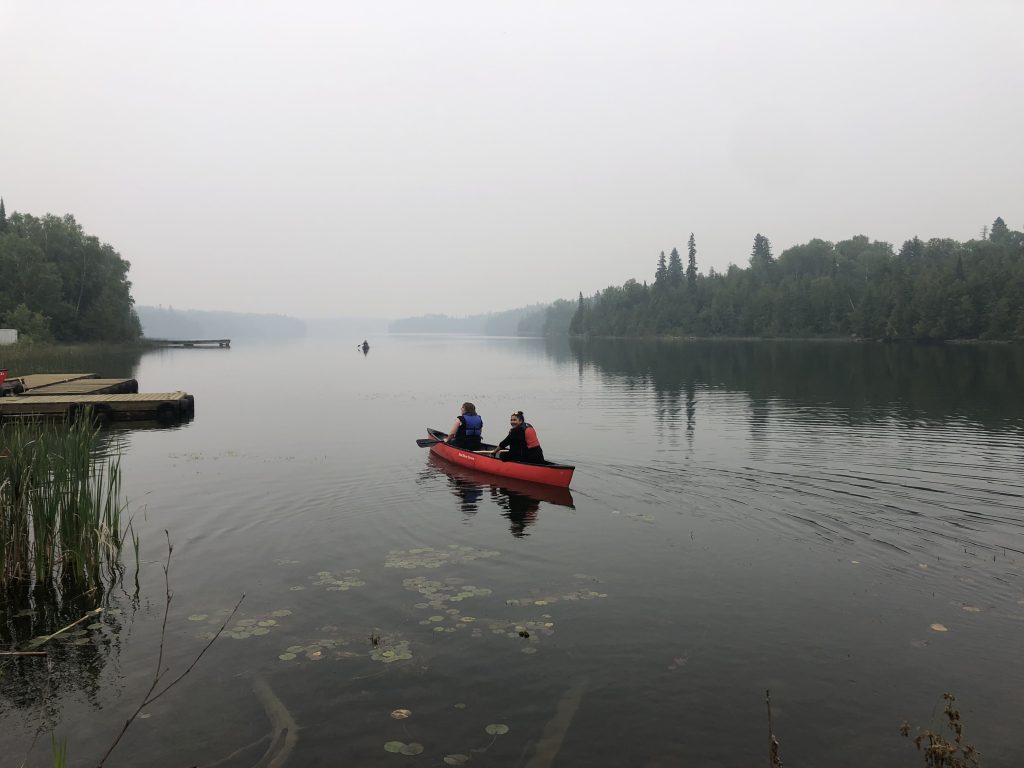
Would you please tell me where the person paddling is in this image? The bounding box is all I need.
[493,411,545,463]
[446,402,483,450]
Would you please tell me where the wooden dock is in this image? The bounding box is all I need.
[0,372,194,424]
[145,338,231,348]
[0,392,194,424]
[18,378,139,396]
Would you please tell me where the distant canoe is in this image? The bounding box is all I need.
[426,428,575,488]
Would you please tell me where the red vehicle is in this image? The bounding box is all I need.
[422,428,575,488]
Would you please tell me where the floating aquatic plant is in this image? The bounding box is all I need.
[312,569,366,591]
[386,545,500,570]
[383,741,424,755]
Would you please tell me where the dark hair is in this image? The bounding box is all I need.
[462,402,476,414]
[511,411,525,422]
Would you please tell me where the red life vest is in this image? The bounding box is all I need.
[523,423,540,449]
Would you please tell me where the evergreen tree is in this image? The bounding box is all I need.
[897,237,924,263]
[0,198,7,233]
[990,216,1009,243]
[686,233,698,286]
[667,247,684,286]
[654,251,668,286]
[751,233,773,267]
[569,291,587,335]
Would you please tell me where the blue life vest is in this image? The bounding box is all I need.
[460,413,483,438]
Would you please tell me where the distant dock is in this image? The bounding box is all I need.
[144,338,231,348]
[0,373,194,424]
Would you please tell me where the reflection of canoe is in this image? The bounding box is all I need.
[427,428,575,488]
[427,453,575,508]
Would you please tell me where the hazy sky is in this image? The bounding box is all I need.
[2,1,1022,319]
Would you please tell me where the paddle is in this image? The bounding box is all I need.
[416,430,450,448]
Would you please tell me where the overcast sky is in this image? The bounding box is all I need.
[2,1,1022,319]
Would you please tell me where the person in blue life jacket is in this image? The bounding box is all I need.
[447,402,483,450]
[493,411,545,463]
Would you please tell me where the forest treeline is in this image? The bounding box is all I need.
[0,200,141,342]
[137,306,305,341]
[390,304,550,335]
[552,218,1024,340]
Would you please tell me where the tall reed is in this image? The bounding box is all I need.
[0,415,129,588]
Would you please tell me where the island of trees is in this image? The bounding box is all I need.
[0,198,141,342]
[559,219,1024,340]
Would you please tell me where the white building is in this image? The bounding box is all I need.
[0,329,18,345]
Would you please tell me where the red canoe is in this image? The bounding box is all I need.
[426,428,575,488]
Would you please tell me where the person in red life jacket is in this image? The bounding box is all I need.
[493,411,545,463]
[447,402,483,450]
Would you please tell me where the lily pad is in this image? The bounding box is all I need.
[444,754,470,765]
[929,623,949,632]
[485,723,509,735]
[278,652,296,661]
[384,741,405,753]
[188,614,209,622]
[400,743,425,755]
[391,708,411,719]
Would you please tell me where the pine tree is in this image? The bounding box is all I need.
[667,247,684,286]
[654,251,668,286]
[990,217,1009,243]
[686,233,698,286]
[0,197,7,233]
[751,233,773,267]
[569,291,587,335]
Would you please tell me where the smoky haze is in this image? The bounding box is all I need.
[1,1,1021,319]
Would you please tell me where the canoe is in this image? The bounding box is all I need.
[427,452,575,508]
[426,428,575,488]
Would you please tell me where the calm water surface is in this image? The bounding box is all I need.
[2,337,1023,767]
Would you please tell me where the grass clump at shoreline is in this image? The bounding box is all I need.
[0,341,145,379]
[0,416,132,589]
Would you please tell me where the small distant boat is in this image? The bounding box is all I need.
[423,428,575,488]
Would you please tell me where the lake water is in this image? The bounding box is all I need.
[2,337,1023,767]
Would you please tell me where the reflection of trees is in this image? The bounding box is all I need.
[563,338,1024,431]
[0,584,130,726]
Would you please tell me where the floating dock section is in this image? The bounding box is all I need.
[145,338,230,348]
[0,373,193,424]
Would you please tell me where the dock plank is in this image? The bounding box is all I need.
[20,379,139,396]
[20,373,97,390]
